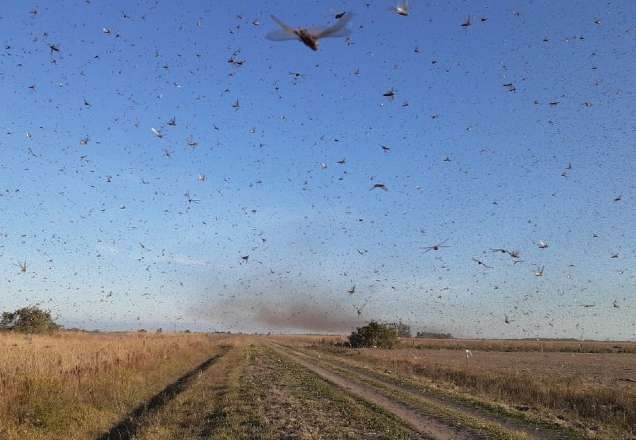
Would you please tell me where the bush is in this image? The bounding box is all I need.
[348,321,398,348]
[0,306,60,333]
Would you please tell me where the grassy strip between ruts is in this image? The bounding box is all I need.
[201,345,272,440]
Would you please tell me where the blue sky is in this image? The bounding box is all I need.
[0,0,634,339]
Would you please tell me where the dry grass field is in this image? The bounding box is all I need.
[1,332,634,440]
[398,338,636,354]
[0,331,230,440]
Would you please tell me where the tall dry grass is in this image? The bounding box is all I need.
[0,331,226,440]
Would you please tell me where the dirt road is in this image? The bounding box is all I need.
[98,339,585,440]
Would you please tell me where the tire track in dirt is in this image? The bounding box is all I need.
[96,347,229,440]
[279,345,579,440]
[269,343,482,440]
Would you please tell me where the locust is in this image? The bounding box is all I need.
[267,13,352,51]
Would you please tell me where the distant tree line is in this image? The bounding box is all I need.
[415,331,453,339]
[365,322,454,340]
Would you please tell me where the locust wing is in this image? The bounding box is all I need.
[266,15,299,41]
[313,13,352,39]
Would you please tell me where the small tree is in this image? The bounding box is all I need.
[0,306,60,333]
[348,321,398,348]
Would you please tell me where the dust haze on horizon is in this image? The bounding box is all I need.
[0,0,634,340]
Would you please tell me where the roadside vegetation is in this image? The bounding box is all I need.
[0,331,227,440]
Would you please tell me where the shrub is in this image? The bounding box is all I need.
[0,306,60,333]
[348,321,398,348]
